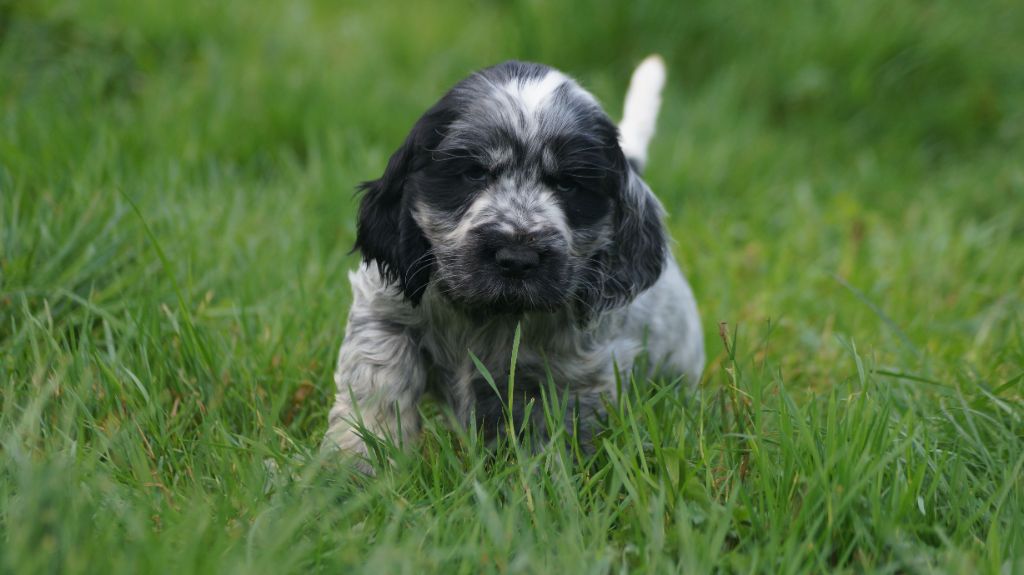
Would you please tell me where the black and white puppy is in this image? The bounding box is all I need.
[323,56,704,459]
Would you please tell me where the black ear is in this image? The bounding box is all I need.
[589,164,667,312]
[355,103,454,304]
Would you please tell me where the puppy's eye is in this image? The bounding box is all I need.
[554,179,577,193]
[463,166,490,182]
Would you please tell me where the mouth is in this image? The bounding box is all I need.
[439,272,569,314]
[491,281,558,313]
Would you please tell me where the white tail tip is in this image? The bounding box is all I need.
[619,54,667,172]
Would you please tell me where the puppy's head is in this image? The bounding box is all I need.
[356,61,666,315]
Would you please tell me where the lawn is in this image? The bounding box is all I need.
[1,0,1023,572]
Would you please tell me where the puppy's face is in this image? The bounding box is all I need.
[356,62,666,315]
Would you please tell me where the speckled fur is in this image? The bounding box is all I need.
[323,58,704,461]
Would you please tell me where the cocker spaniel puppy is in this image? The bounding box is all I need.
[323,56,704,461]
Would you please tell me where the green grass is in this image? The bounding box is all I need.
[2,0,1023,572]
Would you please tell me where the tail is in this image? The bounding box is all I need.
[618,54,667,174]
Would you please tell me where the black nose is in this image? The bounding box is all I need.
[494,245,540,277]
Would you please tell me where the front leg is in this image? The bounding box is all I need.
[467,365,610,453]
[321,281,426,464]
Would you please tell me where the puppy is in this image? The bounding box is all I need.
[322,56,704,460]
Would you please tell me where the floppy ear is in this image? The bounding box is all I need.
[590,165,667,312]
[355,107,450,304]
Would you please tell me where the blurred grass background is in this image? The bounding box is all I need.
[1,0,1023,572]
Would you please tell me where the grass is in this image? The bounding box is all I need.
[1,0,1023,572]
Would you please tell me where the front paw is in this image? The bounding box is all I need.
[320,425,379,476]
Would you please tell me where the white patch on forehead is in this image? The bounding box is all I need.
[505,71,567,115]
